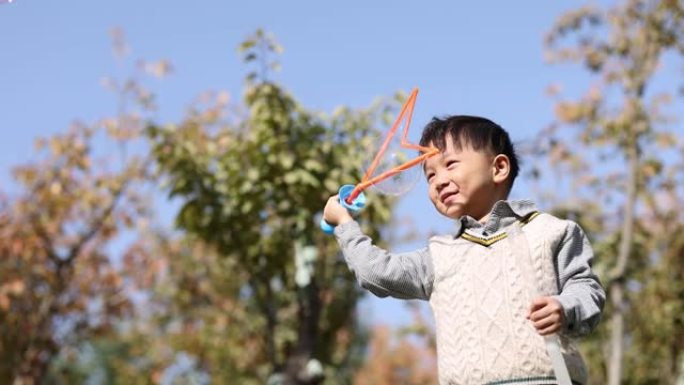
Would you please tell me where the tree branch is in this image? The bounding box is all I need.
[64,181,128,266]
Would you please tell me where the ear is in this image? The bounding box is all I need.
[491,154,511,185]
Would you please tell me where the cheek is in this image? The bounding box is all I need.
[428,187,439,202]
[464,175,491,194]
[455,168,480,188]
[428,186,443,205]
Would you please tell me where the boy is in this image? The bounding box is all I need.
[323,115,605,385]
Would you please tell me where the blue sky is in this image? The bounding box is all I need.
[1,0,604,327]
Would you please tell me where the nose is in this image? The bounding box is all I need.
[433,170,449,191]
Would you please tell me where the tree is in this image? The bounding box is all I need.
[147,29,401,384]
[538,1,684,383]
[0,123,151,385]
[353,303,437,385]
[0,27,169,384]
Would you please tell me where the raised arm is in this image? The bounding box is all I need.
[334,221,433,301]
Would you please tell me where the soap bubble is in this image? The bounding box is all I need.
[360,133,422,196]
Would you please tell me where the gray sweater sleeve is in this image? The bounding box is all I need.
[334,220,433,301]
[552,221,606,337]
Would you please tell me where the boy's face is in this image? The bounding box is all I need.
[423,136,500,221]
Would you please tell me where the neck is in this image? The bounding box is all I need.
[476,191,510,223]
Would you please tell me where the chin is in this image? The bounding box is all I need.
[443,205,464,219]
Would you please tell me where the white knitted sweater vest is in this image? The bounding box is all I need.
[428,213,587,385]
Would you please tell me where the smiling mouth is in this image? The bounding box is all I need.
[440,191,458,204]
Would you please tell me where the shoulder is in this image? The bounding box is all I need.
[527,211,564,227]
[535,213,587,236]
[525,212,579,245]
[527,213,594,255]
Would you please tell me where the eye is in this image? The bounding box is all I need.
[426,172,435,182]
[446,160,459,168]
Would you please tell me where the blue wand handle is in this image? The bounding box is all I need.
[320,184,366,234]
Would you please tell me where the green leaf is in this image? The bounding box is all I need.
[238,39,256,53]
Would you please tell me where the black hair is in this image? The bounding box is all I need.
[419,115,520,189]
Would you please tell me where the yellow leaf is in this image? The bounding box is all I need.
[8,280,24,295]
[50,182,62,195]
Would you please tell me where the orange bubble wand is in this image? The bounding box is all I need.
[345,88,439,204]
[321,88,439,233]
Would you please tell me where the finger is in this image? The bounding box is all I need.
[537,322,561,336]
[533,314,560,330]
[325,195,339,210]
[529,297,564,321]
[532,304,564,323]
[528,297,548,314]
[529,305,555,322]
[323,196,340,222]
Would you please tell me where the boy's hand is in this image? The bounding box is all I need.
[526,296,564,336]
[323,195,354,227]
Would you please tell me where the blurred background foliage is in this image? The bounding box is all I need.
[1,1,684,384]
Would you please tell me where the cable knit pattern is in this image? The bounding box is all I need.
[502,239,537,377]
[517,221,560,373]
[524,216,588,382]
[433,243,483,382]
[428,213,588,385]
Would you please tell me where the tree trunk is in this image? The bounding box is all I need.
[607,283,625,385]
[281,242,324,385]
[607,141,638,385]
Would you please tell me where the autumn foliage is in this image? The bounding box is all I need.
[2,3,684,383]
